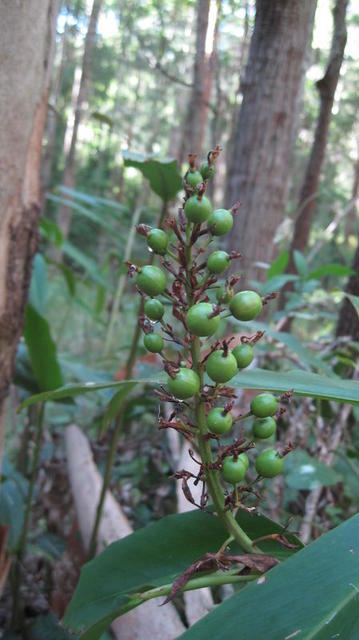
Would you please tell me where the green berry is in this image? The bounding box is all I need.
[200,161,215,180]
[184,195,211,223]
[186,303,220,337]
[222,455,247,484]
[167,368,200,400]
[216,286,233,304]
[207,250,230,275]
[205,350,238,383]
[237,452,249,470]
[208,209,233,236]
[255,449,284,478]
[186,170,203,189]
[144,333,164,353]
[232,343,254,369]
[207,408,232,435]
[147,229,168,255]
[136,266,167,296]
[253,417,276,439]
[144,298,164,321]
[229,290,263,321]
[251,393,278,418]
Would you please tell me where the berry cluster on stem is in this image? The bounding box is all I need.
[130,147,293,553]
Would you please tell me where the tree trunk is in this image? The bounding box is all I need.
[287,0,348,268]
[226,0,317,282]
[177,0,218,167]
[0,0,58,466]
[57,0,102,241]
[41,16,71,192]
[336,156,359,341]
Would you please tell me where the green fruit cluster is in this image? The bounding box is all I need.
[134,149,289,517]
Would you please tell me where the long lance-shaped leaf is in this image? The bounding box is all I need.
[179,513,359,640]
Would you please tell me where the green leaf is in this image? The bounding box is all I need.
[39,218,64,248]
[19,366,359,411]
[234,320,334,376]
[261,274,298,295]
[62,242,112,290]
[179,513,359,640]
[0,479,25,550]
[57,186,129,218]
[28,613,77,640]
[285,450,341,490]
[293,250,309,277]
[29,254,47,315]
[123,151,182,201]
[47,194,118,235]
[231,367,359,405]
[308,263,354,279]
[91,111,113,127]
[33,532,67,560]
[23,305,63,391]
[63,509,301,639]
[19,379,143,411]
[346,293,359,318]
[46,258,76,297]
[267,251,289,279]
[100,383,137,435]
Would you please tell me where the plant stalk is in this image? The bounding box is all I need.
[12,403,45,626]
[184,222,258,554]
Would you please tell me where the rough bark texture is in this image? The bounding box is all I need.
[226,0,317,281]
[0,0,58,465]
[287,0,348,266]
[177,0,215,167]
[57,0,102,240]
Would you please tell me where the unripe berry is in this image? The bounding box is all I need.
[222,455,247,484]
[184,195,211,223]
[251,393,278,418]
[186,170,203,189]
[147,229,168,255]
[207,250,230,275]
[144,333,164,353]
[255,449,284,478]
[205,349,238,383]
[200,161,215,180]
[136,266,167,296]
[208,209,233,236]
[144,298,164,321]
[207,408,232,435]
[216,286,233,304]
[253,417,276,439]
[229,291,263,321]
[186,303,220,337]
[167,368,200,399]
[232,343,254,369]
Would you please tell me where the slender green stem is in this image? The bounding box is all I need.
[131,570,256,607]
[12,403,45,626]
[184,222,259,555]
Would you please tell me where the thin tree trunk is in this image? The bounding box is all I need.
[336,156,359,340]
[57,0,102,241]
[41,14,71,192]
[177,0,217,167]
[0,0,58,468]
[226,0,317,282]
[286,0,348,270]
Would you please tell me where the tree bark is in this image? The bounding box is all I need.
[177,0,218,167]
[0,0,58,467]
[286,0,348,268]
[226,0,317,282]
[57,0,102,241]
